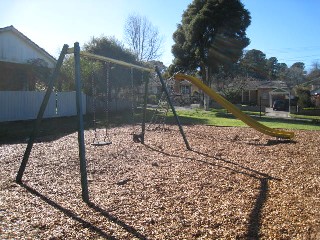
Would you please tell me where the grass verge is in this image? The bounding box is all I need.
[170,109,320,131]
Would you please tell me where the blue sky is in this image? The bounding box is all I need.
[1,0,319,71]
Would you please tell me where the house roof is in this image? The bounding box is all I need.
[179,80,192,86]
[311,88,320,95]
[0,25,56,66]
[246,80,288,90]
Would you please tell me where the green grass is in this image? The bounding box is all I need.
[1,107,319,144]
[169,109,246,127]
[290,113,320,121]
[168,108,320,131]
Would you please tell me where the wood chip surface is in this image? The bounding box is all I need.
[0,125,319,239]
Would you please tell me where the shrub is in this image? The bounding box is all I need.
[148,94,157,104]
[295,87,313,108]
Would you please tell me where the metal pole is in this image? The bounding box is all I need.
[288,92,291,114]
[155,66,191,150]
[74,42,89,203]
[80,51,153,73]
[141,73,149,144]
[259,96,262,118]
[16,44,69,183]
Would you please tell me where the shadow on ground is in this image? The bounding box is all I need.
[145,144,281,239]
[18,183,147,240]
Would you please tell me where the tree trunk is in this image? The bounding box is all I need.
[203,65,210,111]
[203,94,210,110]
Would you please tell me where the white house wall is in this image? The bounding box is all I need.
[0,31,55,68]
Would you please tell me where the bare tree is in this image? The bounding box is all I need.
[124,13,163,62]
[311,61,320,71]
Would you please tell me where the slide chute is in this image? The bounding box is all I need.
[174,73,294,139]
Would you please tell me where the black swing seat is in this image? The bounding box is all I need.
[132,133,144,143]
[91,141,112,146]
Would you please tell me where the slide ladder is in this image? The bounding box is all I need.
[174,73,294,139]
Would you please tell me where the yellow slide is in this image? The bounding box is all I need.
[174,73,294,139]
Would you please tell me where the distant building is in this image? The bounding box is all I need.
[311,88,320,107]
[0,25,56,90]
[148,73,200,105]
[241,80,290,107]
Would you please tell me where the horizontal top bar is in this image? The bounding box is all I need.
[79,51,154,72]
[67,47,74,54]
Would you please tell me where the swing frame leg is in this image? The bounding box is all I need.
[155,66,191,150]
[74,42,89,203]
[16,44,69,183]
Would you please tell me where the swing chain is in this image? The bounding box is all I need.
[131,67,136,130]
[91,61,112,146]
[91,70,98,141]
[104,62,111,142]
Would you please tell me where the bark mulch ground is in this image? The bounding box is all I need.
[0,125,319,239]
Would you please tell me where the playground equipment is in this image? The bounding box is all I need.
[129,67,148,143]
[174,73,294,140]
[90,63,112,146]
[147,91,171,131]
[15,43,190,203]
[146,77,177,131]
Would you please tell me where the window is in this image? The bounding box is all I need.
[181,85,191,94]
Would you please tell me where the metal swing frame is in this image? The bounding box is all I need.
[15,43,190,203]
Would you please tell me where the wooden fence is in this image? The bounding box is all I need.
[0,91,86,122]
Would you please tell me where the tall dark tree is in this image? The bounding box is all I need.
[84,36,148,104]
[171,0,251,81]
[294,86,313,108]
[291,62,305,70]
[266,57,279,80]
[277,63,289,81]
[239,49,267,79]
[61,36,142,97]
[84,36,137,64]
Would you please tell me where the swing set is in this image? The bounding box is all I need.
[89,58,149,145]
[15,42,191,203]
